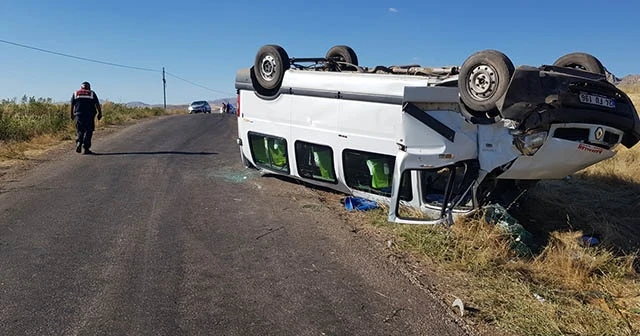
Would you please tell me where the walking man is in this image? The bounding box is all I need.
[70,81,102,154]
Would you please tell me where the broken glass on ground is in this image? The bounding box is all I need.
[483,203,534,257]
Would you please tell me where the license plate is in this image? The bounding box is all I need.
[579,92,616,109]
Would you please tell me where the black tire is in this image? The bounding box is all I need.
[326,45,358,70]
[459,50,515,112]
[252,45,290,92]
[552,52,606,75]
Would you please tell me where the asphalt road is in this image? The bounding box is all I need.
[0,113,471,336]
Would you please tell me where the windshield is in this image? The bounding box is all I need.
[394,161,477,222]
[191,101,207,106]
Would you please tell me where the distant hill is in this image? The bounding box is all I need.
[618,75,640,86]
[616,75,640,96]
[208,97,236,106]
[122,97,236,110]
[95,76,640,110]
[125,101,150,108]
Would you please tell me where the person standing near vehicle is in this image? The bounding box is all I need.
[70,81,102,154]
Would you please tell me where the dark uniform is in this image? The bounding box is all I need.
[70,82,102,154]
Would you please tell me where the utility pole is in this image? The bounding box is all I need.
[162,67,167,110]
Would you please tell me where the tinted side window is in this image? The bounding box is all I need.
[294,141,337,183]
[248,132,289,173]
[342,150,396,197]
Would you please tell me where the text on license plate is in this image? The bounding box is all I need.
[579,92,616,108]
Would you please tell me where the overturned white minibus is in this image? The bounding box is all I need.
[235,44,640,224]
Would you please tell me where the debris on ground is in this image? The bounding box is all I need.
[452,297,465,316]
[532,293,546,304]
[343,196,379,211]
[206,168,258,183]
[581,235,600,247]
[483,204,534,257]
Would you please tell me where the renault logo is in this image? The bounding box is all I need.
[595,127,604,141]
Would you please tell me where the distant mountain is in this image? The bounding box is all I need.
[121,97,236,110]
[125,101,150,108]
[53,99,108,105]
[208,97,236,107]
[97,75,640,109]
[618,74,640,86]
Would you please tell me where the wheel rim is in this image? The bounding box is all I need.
[260,55,277,82]
[467,64,498,101]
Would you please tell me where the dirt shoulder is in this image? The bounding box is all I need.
[0,115,506,336]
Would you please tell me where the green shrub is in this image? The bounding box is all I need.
[0,97,169,142]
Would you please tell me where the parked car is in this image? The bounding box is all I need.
[188,100,211,114]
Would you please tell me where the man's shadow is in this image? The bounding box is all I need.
[90,151,218,156]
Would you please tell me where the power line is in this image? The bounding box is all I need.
[165,71,235,96]
[0,38,159,72]
[0,38,235,97]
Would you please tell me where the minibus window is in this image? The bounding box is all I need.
[343,149,396,197]
[294,141,337,184]
[248,132,290,173]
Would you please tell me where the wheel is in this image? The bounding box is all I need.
[326,45,358,70]
[252,45,289,93]
[552,52,605,75]
[459,50,515,112]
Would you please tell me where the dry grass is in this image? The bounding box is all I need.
[0,133,69,160]
[519,91,640,252]
[336,87,640,335]
[350,207,640,335]
[0,98,182,162]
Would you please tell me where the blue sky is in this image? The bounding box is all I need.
[1,0,638,105]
